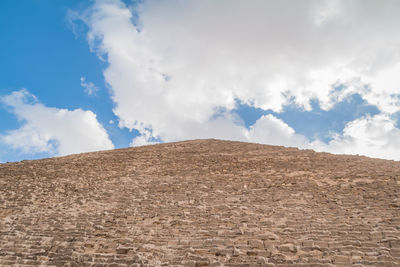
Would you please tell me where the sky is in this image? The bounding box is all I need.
[1,0,400,162]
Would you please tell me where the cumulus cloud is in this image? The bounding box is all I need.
[80,76,99,96]
[247,115,309,148]
[312,114,400,160]
[129,112,309,150]
[130,130,159,147]
[0,89,114,156]
[75,0,400,160]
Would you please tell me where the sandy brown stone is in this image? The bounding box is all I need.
[0,139,399,266]
[277,243,297,253]
[334,255,351,265]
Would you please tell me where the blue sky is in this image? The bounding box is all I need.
[0,0,135,161]
[1,0,400,162]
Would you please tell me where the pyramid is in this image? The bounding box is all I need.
[0,139,399,266]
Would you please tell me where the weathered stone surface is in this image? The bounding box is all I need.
[334,255,351,265]
[277,243,297,253]
[0,139,399,266]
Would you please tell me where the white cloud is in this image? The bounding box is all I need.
[76,0,400,160]
[131,112,309,149]
[130,130,159,147]
[247,115,309,148]
[0,89,114,156]
[80,76,99,96]
[311,114,400,160]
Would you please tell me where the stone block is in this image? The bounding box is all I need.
[334,255,351,265]
[277,243,297,253]
[248,239,264,249]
